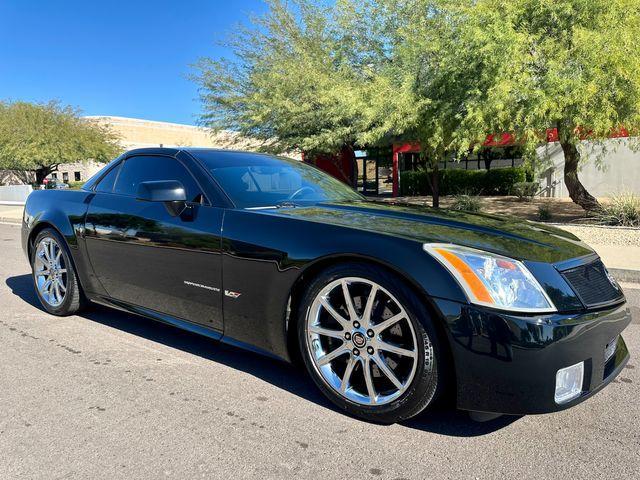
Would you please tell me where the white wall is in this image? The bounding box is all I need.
[536,138,640,198]
[0,184,33,203]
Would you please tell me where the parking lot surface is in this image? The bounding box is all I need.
[0,223,638,479]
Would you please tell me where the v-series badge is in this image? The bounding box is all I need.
[183,280,220,292]
[183,281,242,299]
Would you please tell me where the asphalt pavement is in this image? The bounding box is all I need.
[0,223,638,480]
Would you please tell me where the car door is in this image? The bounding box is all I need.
[84,153,224,331]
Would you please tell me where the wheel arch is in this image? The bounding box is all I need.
[27,221,66,260]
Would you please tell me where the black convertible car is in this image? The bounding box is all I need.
[22,148,631,423]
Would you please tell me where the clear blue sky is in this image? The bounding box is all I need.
[0,0,268,125]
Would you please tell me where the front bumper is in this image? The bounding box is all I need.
[433,298,632,415]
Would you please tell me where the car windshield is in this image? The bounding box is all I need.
[193,150,364,208]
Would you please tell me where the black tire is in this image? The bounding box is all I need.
[31,228,85,316]
[297,262,445,424]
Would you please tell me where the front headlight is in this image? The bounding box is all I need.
[423,243,556,313]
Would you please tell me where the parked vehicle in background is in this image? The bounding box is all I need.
[21,148,632,423]
[43,179,69,190]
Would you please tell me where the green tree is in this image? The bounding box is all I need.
[446,0,640,211]
[194,1,420,151]
[358,0,473,207]
[195,0,640,211]
[0,101,122,184]
[192,0,480,207]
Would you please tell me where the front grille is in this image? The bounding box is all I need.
[560,259,624,308]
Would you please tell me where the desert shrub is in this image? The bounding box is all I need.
[513,182,540,201]
[597,193,640,227]
[450,194,482,212]
[537,204,552,222]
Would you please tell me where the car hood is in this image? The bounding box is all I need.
[270,200,593,264]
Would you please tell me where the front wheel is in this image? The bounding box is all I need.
[298,263,444,424]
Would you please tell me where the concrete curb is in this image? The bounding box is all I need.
[0,217,21,225]
[609,268,640,285]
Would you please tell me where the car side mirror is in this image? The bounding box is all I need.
[137,180,187,202]
[137,180,188,217]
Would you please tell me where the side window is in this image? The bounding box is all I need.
[113,156,204,203]
[95,163,121,193]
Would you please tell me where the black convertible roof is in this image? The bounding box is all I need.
[123,147,265,157]
[118,147,294,170]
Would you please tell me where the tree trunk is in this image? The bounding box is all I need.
[560,141,601,212]
[34,167,52,186]
[483,150,492,171]
[431,162,440,208]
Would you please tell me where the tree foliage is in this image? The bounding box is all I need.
[194,0,640,210]
[0,101,122,183]
[430,0,640,210]
[193,0,403,154]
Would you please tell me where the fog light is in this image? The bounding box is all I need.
[555,362,584,404]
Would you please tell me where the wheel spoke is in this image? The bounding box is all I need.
[317,344,348,366]
[372,312,405,335]
[48,241,55,263]
[341,280,358,322]
[54,282,62,304]
[57,269,67,274]
[58,280,67,293]
[340,356,357,392]
[309,325,344,340]
[372,353,403,390]
[362,358,377,404]
[377,340,417,359]
[361,285,378,326]
[54,249,62,265]
[41,242,51,262]
[36,269,50,277]
[319,297,350,330]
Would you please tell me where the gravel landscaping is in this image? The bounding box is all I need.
[557,224,640,247]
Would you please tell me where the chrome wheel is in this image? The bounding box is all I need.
[34,237,67,307]
[306,277,431,406]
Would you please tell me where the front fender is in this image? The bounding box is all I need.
[220,209,467,362]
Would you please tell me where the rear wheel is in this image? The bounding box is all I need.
[298,263,443,423]
[31,228,84,316]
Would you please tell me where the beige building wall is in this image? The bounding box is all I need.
[49,115,295,184]
[537,138,640,198]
